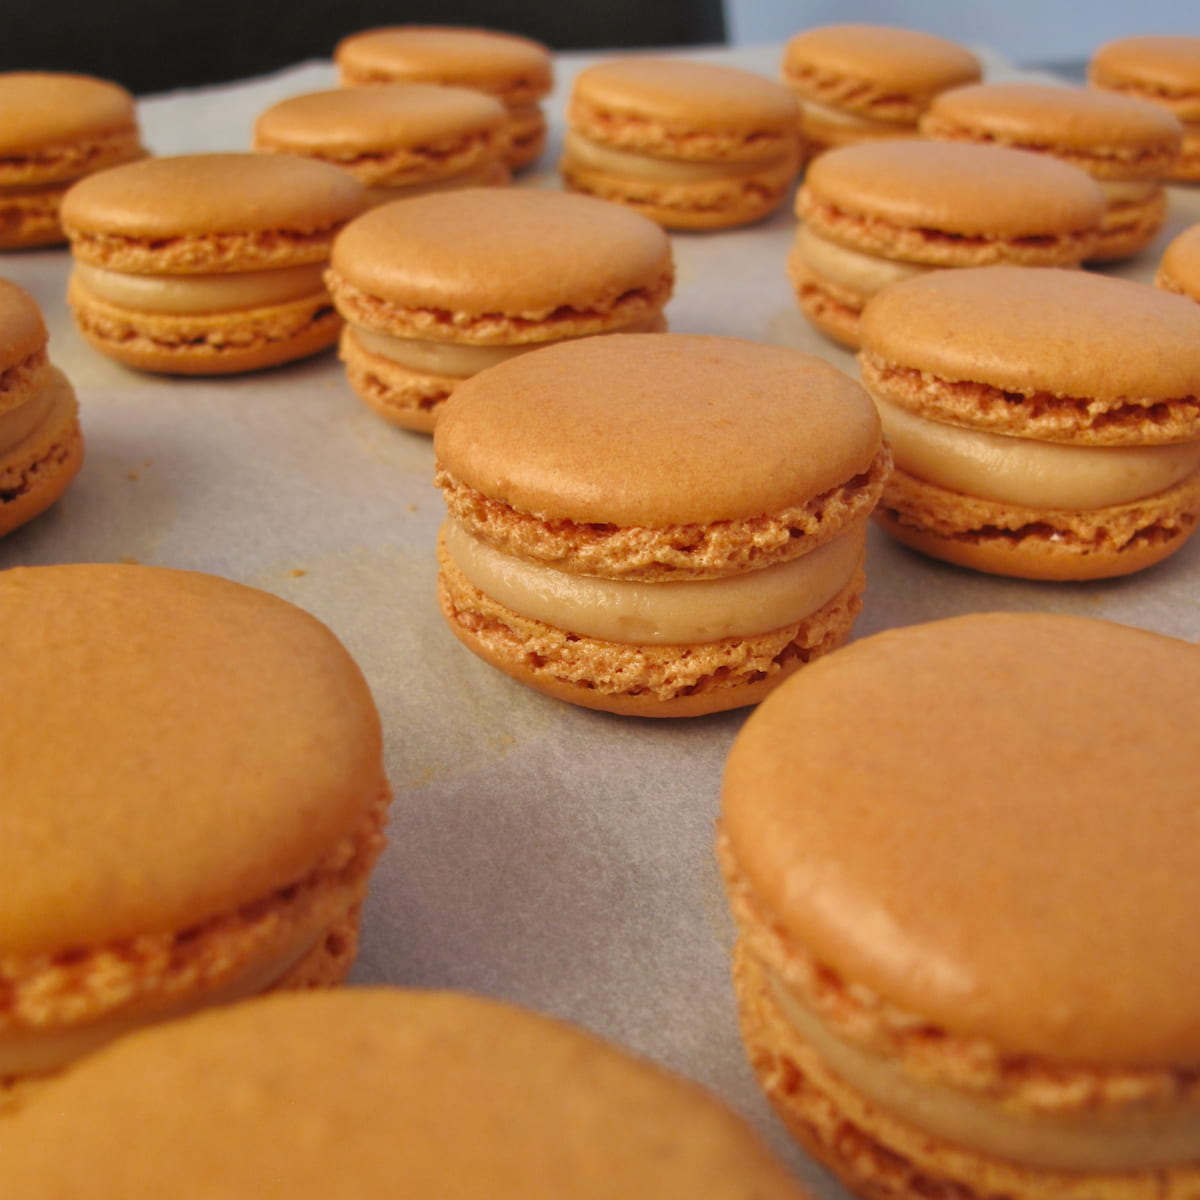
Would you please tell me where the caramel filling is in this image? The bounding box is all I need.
[71,261,329,315]
[443,517,866,643]
[1096,178,1160,202]
[766,970,1200,1171]
[362,161,504,207]
[562,130,787,182]
[352,313,665,379]
[801,99,912,135]
[794,225,932,296]
[0,379,56,453]
[0,929,320,1077]
[874,394,1200,508]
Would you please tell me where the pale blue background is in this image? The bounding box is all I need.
[725,1,1197,68]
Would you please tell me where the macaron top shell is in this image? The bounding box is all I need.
[330,188,671,321]
[1159,223,1200,295]
[2,989,806,1198]
[860,266,1200,415]
[254,84,507,154]
[921,82,1184,166]
[0,564,384,959]
[722,613,1200,1067]
[335,25,552,101]
[1090,35,1200,110]
[0,280,48,374]
[434,333,881,527]
[0,71,137,155]
[571,58,801,142]
[801,140,1105,237]
[783,25,982,104]
[61,153,367,268]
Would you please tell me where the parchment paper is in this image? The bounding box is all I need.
[3,43,1198,1192]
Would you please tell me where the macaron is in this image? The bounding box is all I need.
[720,611,1200,1200]
[920,82,1183,261]
[789,139,1105,347]
[433,333,890,717]
[859,265,1200,579]
[1,988,810,1198]
[0,280,83,536]
[0,563,390,1110]
[1089,35,1200,181]
[0,71,145,250]
[61,153,367,375]
[252,84,511,202]
[326,188,673,432]
[781,24,982,153]
[1157,222,1200,303]
[334,26,553,170]
[561,58,803,230]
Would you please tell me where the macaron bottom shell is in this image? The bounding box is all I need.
[67,279,343,376]
[561,155,799,231]
[0,375,83,538]
[436,534,865,717]
[876,465,1200,580]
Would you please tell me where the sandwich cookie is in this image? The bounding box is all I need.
[334,26,552,170]
[781,25,981,153]
[1090,36,1200,181]
[0,564,390,1109]
[61,153,367,375]
[0,72,144,250]
[720,612,1200,1200]
[1157,223,1200,304]
[433,333,889,717]
[790,139,1105,347]
[920,82,1183,260]
[326,188,673,432]
[253,84,510,203]
[1,989,810,1198]
[562,59,803,230]
[0,280,83,537]
[859,266,1200,579]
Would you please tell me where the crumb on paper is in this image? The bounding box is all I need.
[290,568,307,578]
[126,472,138,481]
[119,555,139,565]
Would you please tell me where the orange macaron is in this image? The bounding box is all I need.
[1089,35,1200,180]
[1157,223,1200,304]
[781,24,981,153]
[326,188,673,432]
[61,152,367,374]
[253,84,511,202]
[0,280,83,537]
[433,333,889,716]
[859,265,1200,579]
[920,82,1183,260]
[0,564,390,1109]
[790,139,1105,347]
[561,58,803,230]
[721,611,1200,1200]
[0,71,144,250]
[1,989,810,1198]
[334,26,553,170]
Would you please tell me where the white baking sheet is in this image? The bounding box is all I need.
[4,43,1198,1192]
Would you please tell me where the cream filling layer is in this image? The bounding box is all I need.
[352,313,664,379]
[563,130,786,182]
[874,393,1200,508]
[794,225,931,297]
[0,381,56,453]
[1095,178,1159,202]
[444,517,866,644]
[71,261,329,315]
[800,99,912,135]
[0,929,320,1077]
[766,970,1200,1172]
